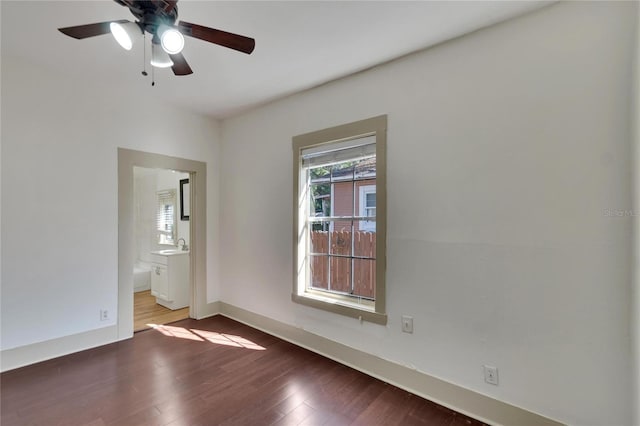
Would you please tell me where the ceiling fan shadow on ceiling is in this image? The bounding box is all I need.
[58,0,255,80]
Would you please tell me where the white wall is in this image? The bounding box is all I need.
[219,3,635,425]
[632,3,640,424]
[1,54,221,350]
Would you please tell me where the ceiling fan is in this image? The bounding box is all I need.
[58,0,255,77]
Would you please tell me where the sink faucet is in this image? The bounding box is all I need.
[177,238,188,251]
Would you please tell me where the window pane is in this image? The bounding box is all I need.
[309,183,331,218]
[330,256,351,293]
[353,259,376,299]
[331,162,354,181]
[310,166,330,181]
[354,230,376,258]
[354,156,376,180]
[365,193,376,208]
[330,228,352,256]
[358,217,376,233]
[357,184,376,233]
[309,255,328,290]
[332,181,354,217]
[309,230,328,254]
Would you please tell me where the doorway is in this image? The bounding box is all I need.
[117,148,207,341]
[132,167,191,331]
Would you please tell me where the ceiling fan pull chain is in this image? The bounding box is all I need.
[141,32,148,77]
[152,65,156,87]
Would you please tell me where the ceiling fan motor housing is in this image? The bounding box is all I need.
[126,1,179,39]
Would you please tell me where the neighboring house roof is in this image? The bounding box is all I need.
[311,156,376,183]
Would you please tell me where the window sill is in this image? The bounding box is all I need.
[291,292,387,325]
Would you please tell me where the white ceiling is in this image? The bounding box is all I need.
[2,1,551,118]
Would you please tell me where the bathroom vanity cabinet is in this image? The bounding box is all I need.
[150,250,190,310]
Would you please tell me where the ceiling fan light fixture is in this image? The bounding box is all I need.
[151,42,174,68]
[58,0,255,79]
[159,25,184,54]
[110,21,140,51]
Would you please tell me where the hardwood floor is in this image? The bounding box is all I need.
[134,290,189,332]
[1,316,486,426]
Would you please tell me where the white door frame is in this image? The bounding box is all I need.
[118,148,207,340]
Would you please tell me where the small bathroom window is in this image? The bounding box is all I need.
[157,189,177,245]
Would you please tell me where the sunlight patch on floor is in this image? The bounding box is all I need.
[147,324,266,350]
[190,329,266,350]
[147,324,204,341]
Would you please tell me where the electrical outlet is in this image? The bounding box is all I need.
[401,315,413,333]
[483,365,498,385]
[100,309,109,321]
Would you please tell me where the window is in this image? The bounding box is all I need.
[292,115,387,324]
[359,185,376,232]
[157,189,177,245]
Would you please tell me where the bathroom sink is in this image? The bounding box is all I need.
[151,249,189,256]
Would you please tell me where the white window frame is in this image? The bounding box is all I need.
[292,115,387,325]
[359,185,376,232]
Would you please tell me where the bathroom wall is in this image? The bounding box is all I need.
[156,169,190,251]
[134,168,190,264]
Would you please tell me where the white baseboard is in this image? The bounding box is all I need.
[196,300,222,319]
[1,325,119,372]
[0,300,222,373]
[0,302,564,426]
[217,302,564,426]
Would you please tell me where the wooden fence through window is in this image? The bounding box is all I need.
[309,230,376,299]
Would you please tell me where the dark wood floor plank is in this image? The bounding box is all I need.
[1,316,486,426]
[272,401,317,426]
